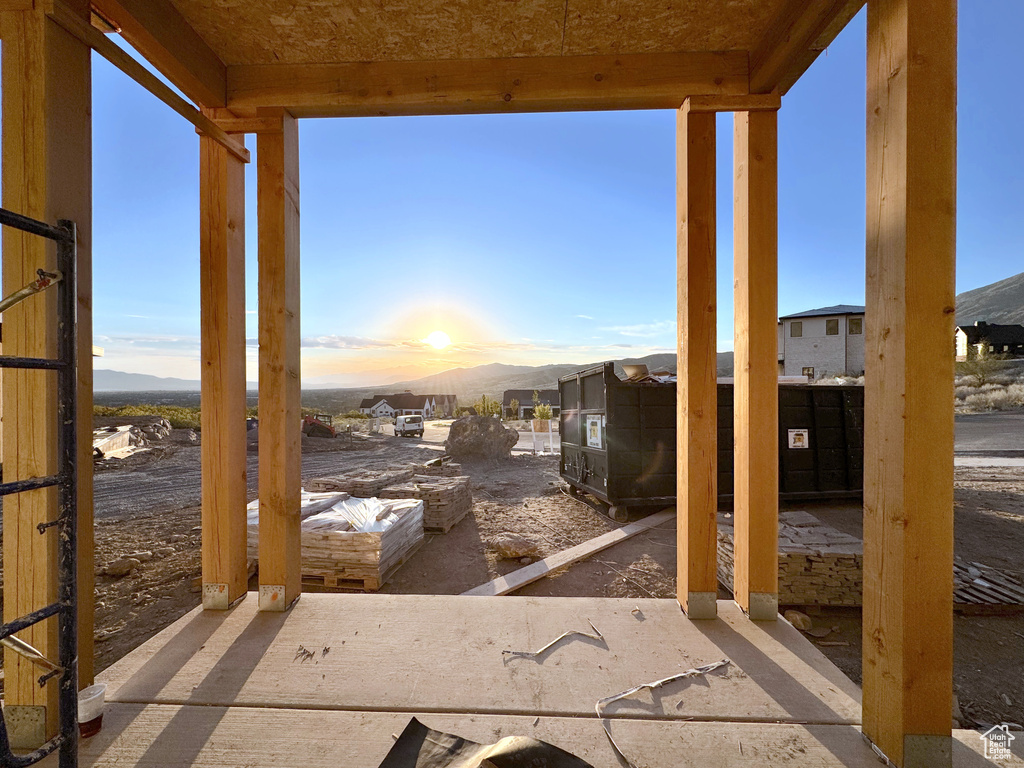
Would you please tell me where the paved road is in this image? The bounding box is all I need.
[955,410,1024,454]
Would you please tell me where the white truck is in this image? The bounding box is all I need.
[394,414,424,438]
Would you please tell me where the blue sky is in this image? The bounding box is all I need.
[79,3,1024,384]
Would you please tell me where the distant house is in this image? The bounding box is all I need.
[359,391,436,418]
[955,320,1024,360]
[777,305,865,379]
[425,394,458,418]
[502,389,560,420]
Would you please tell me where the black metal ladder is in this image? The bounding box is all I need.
[0,208,79,768]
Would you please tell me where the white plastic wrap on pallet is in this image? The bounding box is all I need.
[246,492,422,533]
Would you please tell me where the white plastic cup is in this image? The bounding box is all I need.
[77,683,106,738]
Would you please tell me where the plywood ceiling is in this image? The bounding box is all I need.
[169,0,785,66]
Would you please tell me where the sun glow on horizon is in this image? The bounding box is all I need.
[424,330,452,350]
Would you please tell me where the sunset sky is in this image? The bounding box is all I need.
[87,3,1024,386]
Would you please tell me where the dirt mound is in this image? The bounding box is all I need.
[445,416,518,460]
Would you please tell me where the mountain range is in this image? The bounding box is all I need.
[955,270,1024,326]
[93,269,1024,402]
[94,352,734,414]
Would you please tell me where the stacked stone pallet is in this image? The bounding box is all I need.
[306,467,415,496]
[717,510,864,607]
[247,498,424,591]
[379,475,473,533]
[411,461,463,477]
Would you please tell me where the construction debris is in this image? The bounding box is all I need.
[502,620,603,660]
[381,717,594,768]
[444,415,518,460]
[595,660,731,768]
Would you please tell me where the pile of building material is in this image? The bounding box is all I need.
[717,510,863,607]
[412,459,463,477]
[306,467,415,496]
[246,492,424,591]
[718,510,1024,613]
[379,475,473,533]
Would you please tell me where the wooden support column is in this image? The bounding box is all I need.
[200,130,248,609]
[257,110,301,611]
[676,103,718,620]
[0,1,92,745]
[863,0,956,766]
[732,108,779,621]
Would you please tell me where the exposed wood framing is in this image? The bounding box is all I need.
[676,107,718,620]
[749,0,865,95]
[0,1,92,741]
[257,109,301,612]
[227,51,749,118]
[46,2,248,163]
[862,0,956,765]
[732,109,779,621]
[199,132,248,610]
[685,93,782,113]
[89,0,227,108]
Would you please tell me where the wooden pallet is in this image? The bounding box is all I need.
[301,539,424,593]
[954,558,1024,615]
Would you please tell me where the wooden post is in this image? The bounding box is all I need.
[732,109,779,621]
[0,1,92,744]
[676,105,718,620]
[200,131,248,609]
[863,1,956,766]
[257,110,301,611]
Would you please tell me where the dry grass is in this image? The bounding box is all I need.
[955,362,1024,412]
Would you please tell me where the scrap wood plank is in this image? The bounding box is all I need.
[462,508,676,597]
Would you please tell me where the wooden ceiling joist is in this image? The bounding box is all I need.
[749,0,864,95]
[49,2,248,162]
[227,51,749,118]
[89,0,228,108]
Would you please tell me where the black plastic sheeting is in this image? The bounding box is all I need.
[379,718,595,768]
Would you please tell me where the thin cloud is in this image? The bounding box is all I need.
[600,320,674,338]
[575,314,594,320]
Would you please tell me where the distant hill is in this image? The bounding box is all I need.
[94,370,257,392]
[956,270,1024,326]
[300,351,733,415]
[95,351,735,413]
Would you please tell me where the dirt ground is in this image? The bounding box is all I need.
[2,426,1022,735]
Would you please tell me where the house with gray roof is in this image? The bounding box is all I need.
[777,305,865,378]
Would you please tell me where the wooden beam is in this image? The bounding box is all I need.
[227,51,749,118]
[749,1,864,95]
[732,109,779,621]
[89,0,227,108]
[685,93,781,114]
[862,0,956,766]
[45,3,248,163]
[199,132,248,610]
[257,109,301,612]
[0,1,92,743]
[676,107,718,620]
[463,509,676,597]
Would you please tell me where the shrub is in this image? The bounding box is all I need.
[533,403,554,420]
[94,404,201,430]
[963,383,1024,412]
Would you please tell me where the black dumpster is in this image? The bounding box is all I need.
[559,362,863,519]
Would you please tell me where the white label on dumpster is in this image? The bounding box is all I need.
[788,429,809,449]
[586,415,603,449]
